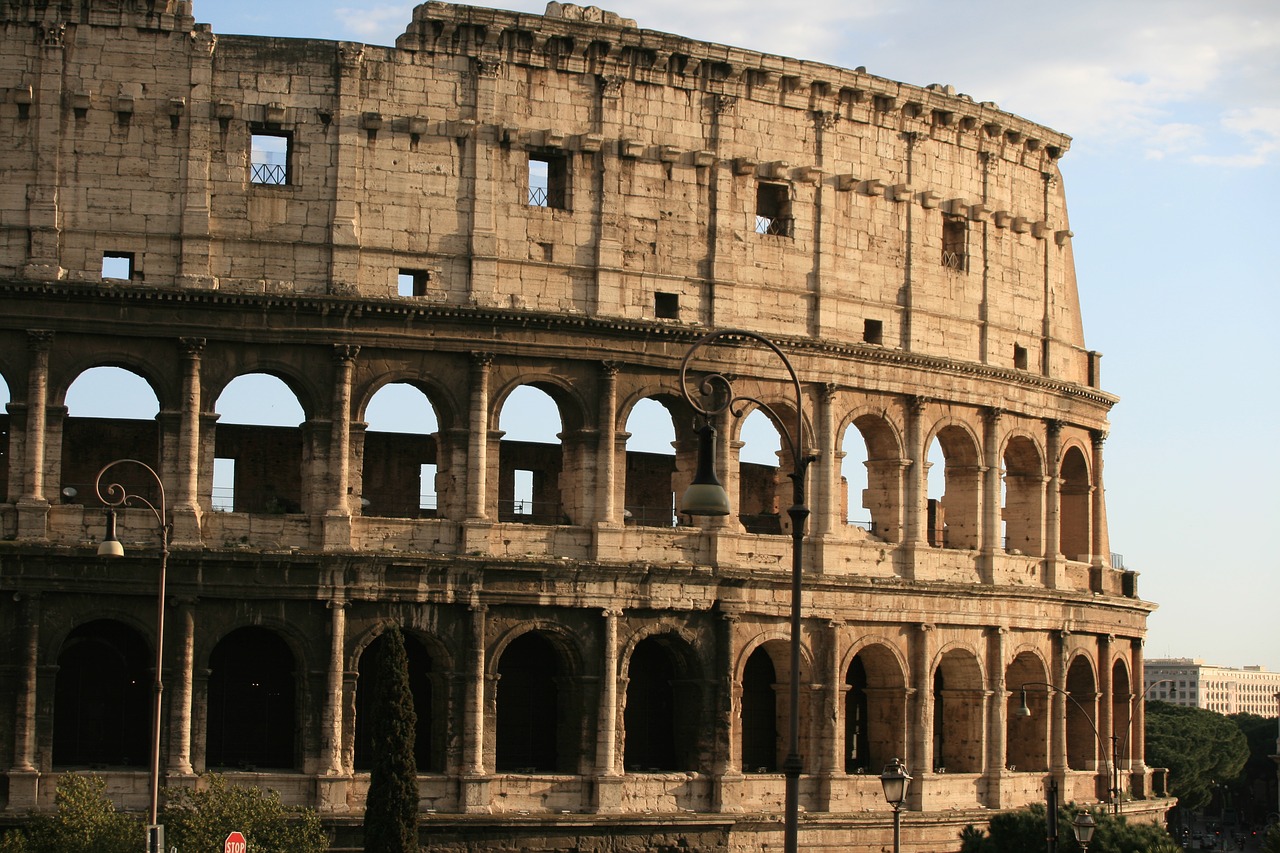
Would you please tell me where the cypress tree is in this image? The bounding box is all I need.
[362,625,419,853]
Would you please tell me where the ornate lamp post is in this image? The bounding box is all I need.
[1016,682,1114,814]
[96,459,169,853]
[678,329,815,853]
[1072,809,1096,852]
[880,758,912,853]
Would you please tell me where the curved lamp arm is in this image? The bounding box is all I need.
[1017,680,1113,806]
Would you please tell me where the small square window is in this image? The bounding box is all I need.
[942,214,968,271]
[1013,344,1028,370]
[655,292,679,320]
[398,269,431,297]
[251,131,290,185]
[528,151,567,209]
[863,319,883,345]
[755,182,792,236]
[101,252,134,280]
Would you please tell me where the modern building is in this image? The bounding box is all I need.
[1144,660,1280,717]
[0,1,1168,850]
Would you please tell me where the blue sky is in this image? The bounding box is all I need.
[64,1,1280,670]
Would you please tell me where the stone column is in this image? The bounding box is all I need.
[817,620,843,810]
[1051,631,1069,777]
[323,346,359,549]
[178,27,216,286]
[596,363,619,525]
[910,623,934,807]
[17,331,54,540]
[981,408,1003,583]
[461,602,490,812]
[168,600,195,775]
[322,601,346,775]
[8,593,40,809]
[1098,633,1115,808]
[466,354,493,521]
[594,609,623,811]
[813,383,839,538]
[170,338,205,545]
[1090,430,1111,565]
[23,25,65,281]
[711,610,742,813]
[985,626,1008,807]
[1130,639,1146,772]
[903,397,929,579]
[329,43,365,291]
[1044,420,1063,588]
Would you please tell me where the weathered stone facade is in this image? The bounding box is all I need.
[0,0,1167,849]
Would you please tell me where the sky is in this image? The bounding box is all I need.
[64,1,1280,671]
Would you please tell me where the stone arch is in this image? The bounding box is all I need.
[492,627,583,774]
[357,380,446,519]
[1001,431,1045,555]
[211,371,310,514]
[842,409,906,542]
[931,644,985,773]
[736,630,816,775]
[52,618,150,768]
[618,389,687,528]
[57,365,163,506]
[53,355,169,412]
[1059,444,1092,560]
[1111,657,1134,766]
[621,629,704,772]
[493,376,591,525]
[842,638,908,773]
[730,395,813,536]
[1005,650,1050,772]
[926,419,983,550]
[205,625,299,770]
[1066,653,1100,770]
[207,363,319,422]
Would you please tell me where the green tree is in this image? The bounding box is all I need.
[1263,822,1280,853]
[6,774,142,853]
[1145,700,1248,811]
[162,774,327,853]
[362,625,419,853]
[1227,712,1279,824]
[960,803,1181,853]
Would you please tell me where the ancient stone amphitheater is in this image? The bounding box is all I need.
[0,1,1167,849]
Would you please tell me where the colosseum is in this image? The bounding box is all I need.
[0,0,1168,850]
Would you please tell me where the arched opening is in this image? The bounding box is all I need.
[360,383,441,518]
[61,366,160,503]
[1002,436,1044,555]
[844,644,907,773]
[926,425,982,550]
[1005,653,1049,772]
[840,425,871,532]
[932,649,984,773]
[52,619,150,767]
[496,386,565,525]
[842,415,904,541]
[737,408,784,535]
[206,627,297,770]
[1066,656,1099,770]
[623,634,701,771]
[1112,659,1133,767]
[1059,447,1091,560]
[495,631,562,773]
[623,397,678,527]
[740,645,778,772]
[354,628,437,772]
[213,374,306,514]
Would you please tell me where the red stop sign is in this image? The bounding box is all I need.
[224,831,247,853]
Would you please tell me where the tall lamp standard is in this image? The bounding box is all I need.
[1072,809,1097,852]
[678,329,815,853]
[880,758,912,853]
[95,459,169,853]
[1016,682,1114,814]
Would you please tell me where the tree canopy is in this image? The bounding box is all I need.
[1144,700,1248,811]
[960,803,1181,853]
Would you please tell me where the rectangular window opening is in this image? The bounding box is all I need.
[528,152,567,209]
[863,318,883,345]
[1013,344,1028,370]
[514,469,534,515]
[398,269,431,297]
[755,182,792,236]
[942,214,968,271]
[250,131,290,186]
[419,463,438,515]
[655,291,679,320]
[101,252,134,280]
[212,457,236,512]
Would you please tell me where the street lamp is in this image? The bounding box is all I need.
[678,329,815,853]
[1110,677,1174,815]
[1016,682,1114,814]
[96,459,169,853]
[880,758,912,853]
[1072,809,1096,852]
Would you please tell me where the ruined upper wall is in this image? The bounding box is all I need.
[0,0,1093,384]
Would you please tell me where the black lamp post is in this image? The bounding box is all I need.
[96,459,169,853]
[1072,809,1096,852]
[1016,682,1114,814]
[880,758,912,853]
[678,329,815,853]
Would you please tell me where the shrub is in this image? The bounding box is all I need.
[17,774,142,853]
[161,775,327,853]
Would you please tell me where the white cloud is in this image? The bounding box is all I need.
[333,4,415,43]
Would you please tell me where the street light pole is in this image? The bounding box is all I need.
[1113,678,1174,815]
[880,758,912,853]
[1017,682,1114,814]
[678,329,815,853]
[96,459,169,853]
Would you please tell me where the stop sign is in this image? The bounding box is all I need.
[224,831,247,853]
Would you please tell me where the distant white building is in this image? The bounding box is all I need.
[1145,659,1280,716]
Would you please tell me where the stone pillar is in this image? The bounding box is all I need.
[596,363,619,524]
[909,623,934,807]
[1098,633,1115,807]
[168,600,195,775]
[594,609,622,811]
[985,626,1008,807]
[812,383,839,539]
[1130,639,1146,773]
[8,593,40,809]
[17,331,54,540]
[323,346,359,549]
[1044,420,1064,588]
[465,354,493,521]
[1091,430,1111,565]
[981,408,1003,583]
[461,602,490,812]
[23,25,65,282]
[178,27,216,287]
[904,396,927,548]
[712,610,742,813]
[329,43,365,292]
[316,598,350,811]
[816,620,843,810]
[1051,631,1069,777]
[171,338,205,545]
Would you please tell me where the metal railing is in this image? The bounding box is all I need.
[251,162,287,186]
